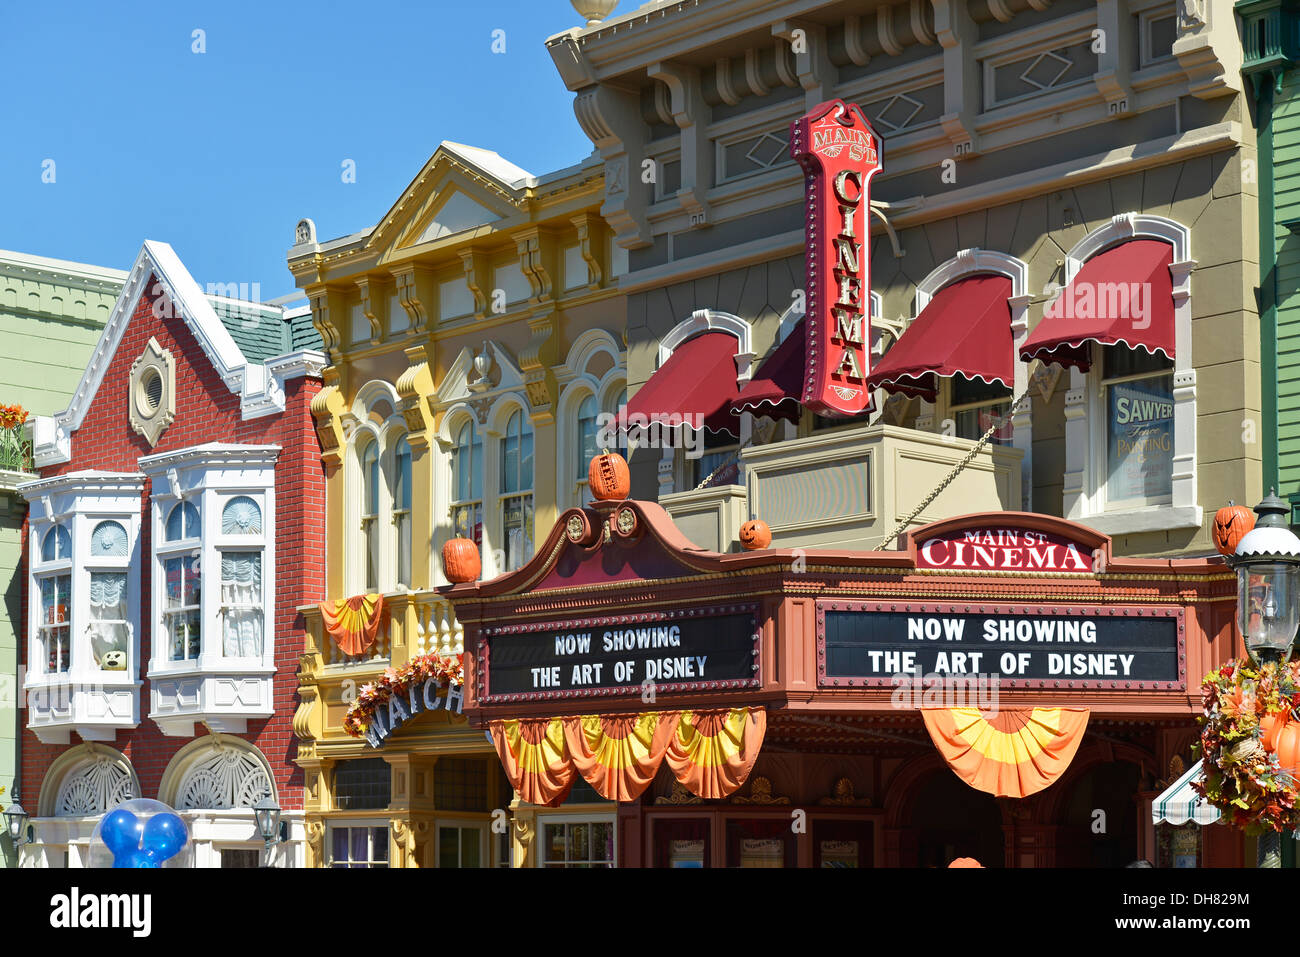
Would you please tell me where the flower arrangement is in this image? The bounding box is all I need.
[1194,657,1300,834]
[0,402,31,472]
[343,652,464,738]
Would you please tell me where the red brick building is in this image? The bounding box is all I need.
[15,241,325,867]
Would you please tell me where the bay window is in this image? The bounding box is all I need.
[499,409,534,572]
[141,445,278,737]
[451,420,483,549]
[19,472,145,744]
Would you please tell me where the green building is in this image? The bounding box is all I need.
[0,249,124,865]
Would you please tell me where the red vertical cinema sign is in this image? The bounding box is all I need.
[791,100,882,417]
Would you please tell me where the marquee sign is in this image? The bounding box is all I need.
[816,600,1184,690]
[479,604,761,703]
[791,99,883,417]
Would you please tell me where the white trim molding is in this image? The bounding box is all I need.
[1058,213,1200,536]
[656,309,755,385]
[29,241,322,467]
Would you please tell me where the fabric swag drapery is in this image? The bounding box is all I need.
[489,707,767,806]
[921,707,1090,799]
[319,593,386,657]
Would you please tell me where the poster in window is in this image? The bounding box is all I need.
[669,839,705,868]
[819,840,859,868]
[976,408,1013,444]
[1107,379,1173,504]
[738,838,784,868]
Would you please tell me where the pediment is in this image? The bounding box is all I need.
[434,340,525,408]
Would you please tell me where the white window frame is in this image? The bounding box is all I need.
[158,500,202,664]
[1061,213,1199,534]
[536,811,618,868]
[910,249,1033,509]
[327,820,392,868]
[491,400,535,576]
[19,473,145,744]
[434,819,489,869]
[343,381,407,596]
[448,412,485,558]
[140,444,279,736]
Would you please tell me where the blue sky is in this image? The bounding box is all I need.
[0,1,595,298]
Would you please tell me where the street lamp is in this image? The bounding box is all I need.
[252,796,288,867]
[4,796,31,849]
[1225,490,1300,868]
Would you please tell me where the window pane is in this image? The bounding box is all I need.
[395,437,412,510]
[165,558,184,607]
[221,552,263,657]
[501,412,520,494]
[461,828,481,868]
[350,828,367,863]
[502,495,533,571]
[1102,345,1173,380]
[955,404,1013,445]
[167,503,199,541]
[396,513,411,588]
[332,828,349,863]
[578,396,599,482]
[42,524,71,562]
[371,828,389,863]
[439,828,460,868]
[521,421,534,491]
[334,759,391,810]
[1106,373,1174,506]
[452,503,482,549]
[362,444,379,515]
[89,572,129,668]
[950,374,1012,407]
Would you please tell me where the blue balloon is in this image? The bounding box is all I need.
[125,848,158,869]
[141,812,187,863]
[101,809,142,858]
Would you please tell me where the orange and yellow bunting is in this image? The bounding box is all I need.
[490,717,576,807]
[921,707,1089,799]
[563,712,680,803]
[319,593,385,657]
[664,708,767,801]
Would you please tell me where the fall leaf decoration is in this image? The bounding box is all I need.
[343,652,464,738]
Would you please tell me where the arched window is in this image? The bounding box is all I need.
[360,439,380,591]
[576,395,599,506]
[499,409,534,572]
[393,436,413,587]
[36,523,72,674]
[162,502,202,662]
[451,420,483,549]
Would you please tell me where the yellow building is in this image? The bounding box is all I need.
[287,143,626,867]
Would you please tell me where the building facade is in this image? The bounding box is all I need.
[288,142,628,866]
[15,241,325,867]
[436,0,1259,866]
[0,249,125,866]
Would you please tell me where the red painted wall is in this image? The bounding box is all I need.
[20,275,324,812]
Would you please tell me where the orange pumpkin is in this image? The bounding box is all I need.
[442,537,481,583]
[1212,502,1255,556]
[1275,721,1300,776]
[588,451,630,501]
[1261,711,1290,752]
[739,519,772,550]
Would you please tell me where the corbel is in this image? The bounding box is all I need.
[310,371,348,472]
[520,311,559,424]
[1172,0,1239,100]
[844,15,871,67]
[355,275,394,344]
[514,227,555,305]
[1093,0,1134,117]
[772,20,835,108]
[931,0,979,156]
[646,60,712,228]
[714,57,742,105]
[571,83,652,249]
[307,286,346,360]
[395,344,435,449]
[570,213,605,290]
[458,249,490,319]
[391,263,437,334]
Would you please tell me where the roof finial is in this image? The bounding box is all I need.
[571,0,618,26]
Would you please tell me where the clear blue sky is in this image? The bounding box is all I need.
[0,1,595,298]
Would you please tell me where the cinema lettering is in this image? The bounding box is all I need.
[791,99,882,417]
[915,526,1097,572]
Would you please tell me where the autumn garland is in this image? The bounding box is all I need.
[343,652,464,738]
[1194,658,1300,834]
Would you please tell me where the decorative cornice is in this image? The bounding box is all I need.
[137,443,282,475]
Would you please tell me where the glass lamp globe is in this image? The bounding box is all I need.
[1232,491,1300,661]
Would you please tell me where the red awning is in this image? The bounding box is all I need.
[730,319,805,423]
[1020,239,1174,371]
[625,331,742,435]
[865,274,1014,400]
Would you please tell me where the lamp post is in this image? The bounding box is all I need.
[1225,490,1300,868]
[252,796,287,868]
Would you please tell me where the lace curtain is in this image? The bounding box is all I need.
[89,572,128,667]
[221,553,263,657]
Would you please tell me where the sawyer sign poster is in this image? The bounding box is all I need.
[818,602,1182,689]
[481,606,760,702]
